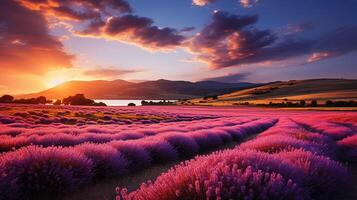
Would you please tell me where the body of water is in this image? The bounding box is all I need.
[94,100,176,106]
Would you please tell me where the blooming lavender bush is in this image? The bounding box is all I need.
[278,149,351,199]
[337,134,357,162]
[0,115,256,152]
[116,150,309,200]
[0,146,93,200]
[134,139,178,163]
[239,134,330,156]
[1,105,356,199]
[74,143,128,179]
[294,118,354,140]
[159,132,200,158]
[110,141,152,171]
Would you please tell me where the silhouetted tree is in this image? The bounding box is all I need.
[299,100,306,107]
[311,100,318,107]
[0,95,14,103]
[36,96,47,104]
[13,96,49,104]
[93,102,107,106]
[128,103,136,106]
[141,100,175,106]
[325,100,334,107]
[62,94,94,106]
[53,99,62,105]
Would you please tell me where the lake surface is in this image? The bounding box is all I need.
[94,100,176,106]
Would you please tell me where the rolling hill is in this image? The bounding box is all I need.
[17,79,256,100]
[190,79,357,105]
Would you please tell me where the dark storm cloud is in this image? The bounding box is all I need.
[187,11,278,68]
[187,11,357,68]
[0,0,74,73]
[198,12,259,42]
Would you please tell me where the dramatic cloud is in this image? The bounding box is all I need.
[202,72,250,83]
[187,11,357,69]
[78,15,185,50]
[302,26,357,63]
[82,67,140,79]
[0,0,74,74]
[186,11,280,68]
[307,52,331,63]
[192,0,217,6]
[18,0,132,21]
[18,0,185,50]
[193,0,259,7]
[11,0,190,53]
[240,0,259,8]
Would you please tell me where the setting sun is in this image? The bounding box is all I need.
[47,79,64,88]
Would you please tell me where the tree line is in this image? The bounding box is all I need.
[0,94,106,106]
[263,100,357,107]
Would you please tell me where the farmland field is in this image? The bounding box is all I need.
[1,104,357,200]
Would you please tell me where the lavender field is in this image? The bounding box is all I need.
[1,104,357,200]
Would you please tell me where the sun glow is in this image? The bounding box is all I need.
[47,79,64,88]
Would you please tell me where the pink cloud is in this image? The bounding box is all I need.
[77,15,185,50]
[0,0,74,74]
[192,0,217,6]
[240,0,259,8]
[307,52,331,63]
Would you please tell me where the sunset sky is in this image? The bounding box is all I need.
[1,0,357,94]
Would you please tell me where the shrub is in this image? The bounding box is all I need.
[135,139,178,163]
[278,149,351,199]
[0,146,93,200]
[110,141,151,171]
[116,150,308,200]
[74,143,128,179]
[299,100,306,106]
[239,134,330,156]
[0,95,14,103]
[187,130,224,151]
[310,100,318,107]
[159,132,200,158]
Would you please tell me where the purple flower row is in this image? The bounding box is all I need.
[115,118,351,200]
[0,118,277,199]
[0,117,255,152]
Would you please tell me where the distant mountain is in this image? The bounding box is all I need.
[190,79,357,105]
[17,79,256,100]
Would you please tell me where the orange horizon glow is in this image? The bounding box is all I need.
[47,78,65,88]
